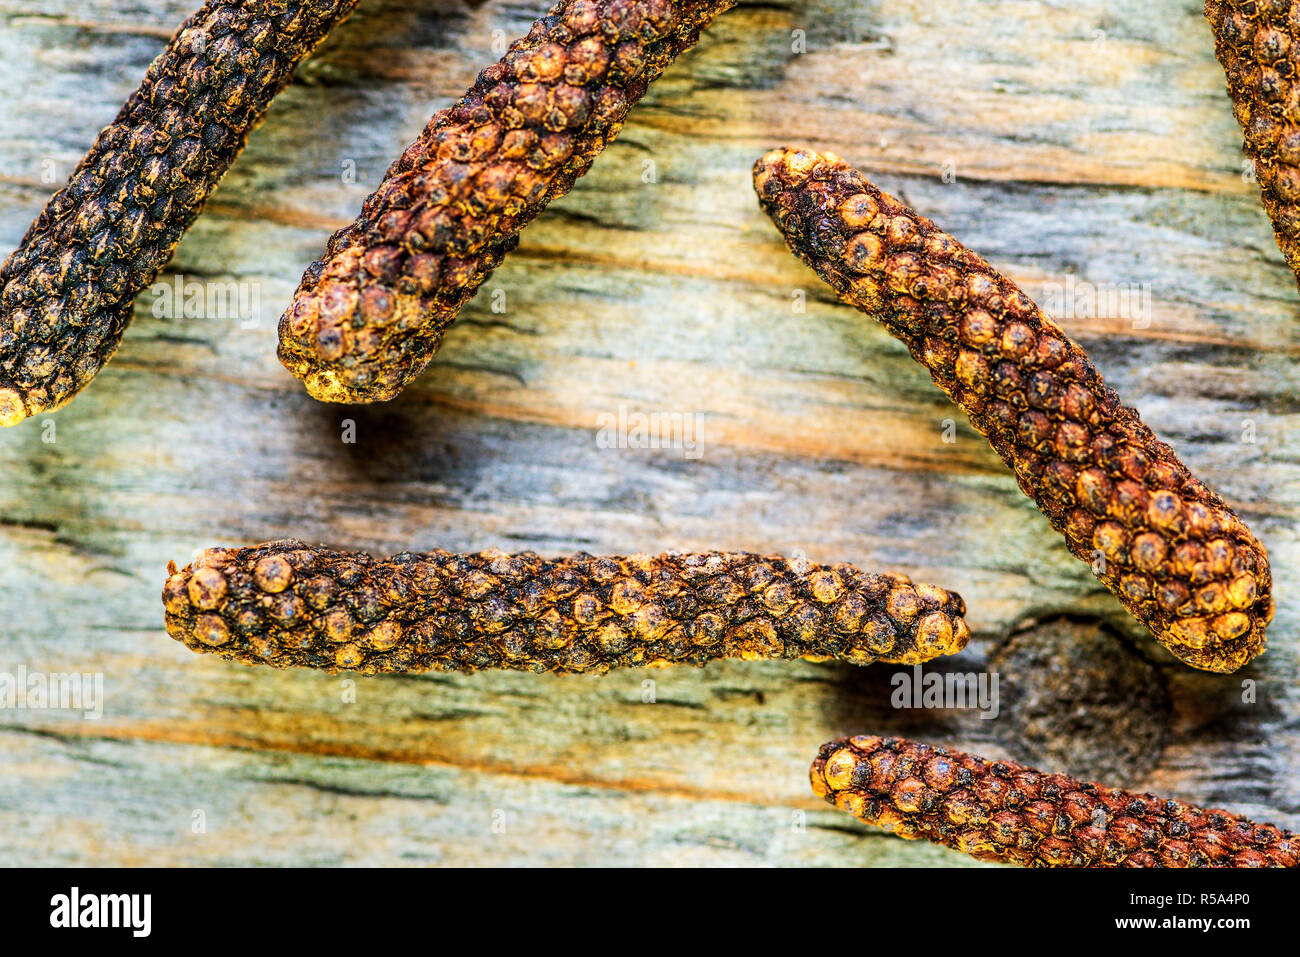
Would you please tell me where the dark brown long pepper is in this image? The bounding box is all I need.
[277,0,736,404]
[0,0,362,428]
[162,540,970,674]
[1206,0,1300,291]
[812,735,1298,868]
[753,147,1273,673]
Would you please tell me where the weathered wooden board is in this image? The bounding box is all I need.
[0,0,1296,866]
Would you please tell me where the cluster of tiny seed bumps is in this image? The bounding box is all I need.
[813,736,1300,867]
[1,0,1287,867]
[753,147,1274,674]
[162,540,970,674]
[1207,0,1300,290]
[277,0,736,404]
[0,0,361,428]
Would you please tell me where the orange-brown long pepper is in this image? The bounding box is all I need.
[753,147,1273,673]
[163,540,970,674]
[0,0,362,428]
[813,735,1297,868]
[278,0,736,403]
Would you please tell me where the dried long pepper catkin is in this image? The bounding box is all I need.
[162,540,969,674]
[753,147,1273,673]
[0,0,361,428]
[1206,0,1300,290]
[277,0,736,404]
[812,735,1298,868]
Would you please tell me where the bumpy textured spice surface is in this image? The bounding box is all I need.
[812,735,1299,868]
[753,147,1273,673]
[162,540,970,674]
[277,0,735,404]
[1206,0,1300,290]
[0,0,360,428]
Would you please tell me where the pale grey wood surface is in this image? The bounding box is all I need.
[0,0,1295,866]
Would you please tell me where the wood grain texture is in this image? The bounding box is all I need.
[0,0,1297,866]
